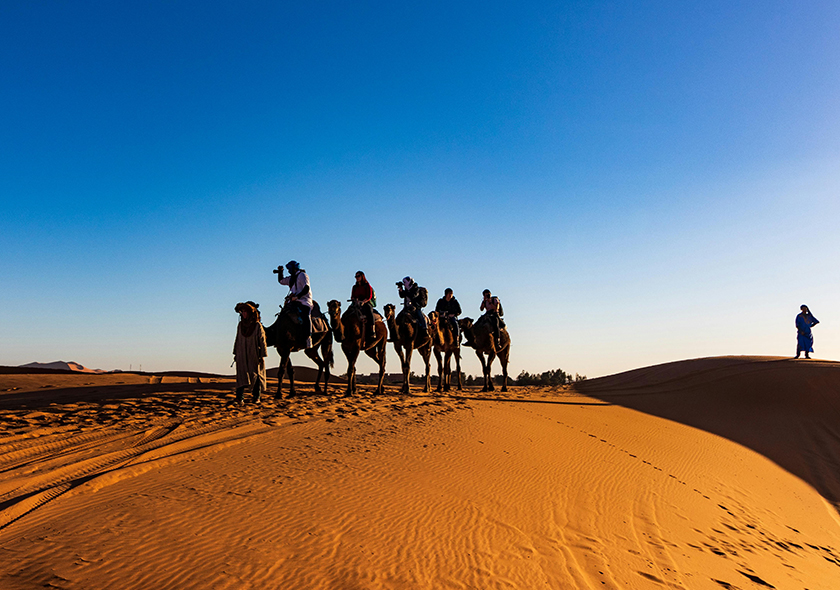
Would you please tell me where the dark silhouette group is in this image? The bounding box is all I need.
[232,261,511,403]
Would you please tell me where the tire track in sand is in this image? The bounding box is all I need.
[0,415,272,531]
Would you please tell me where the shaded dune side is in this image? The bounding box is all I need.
[576,356,840,508]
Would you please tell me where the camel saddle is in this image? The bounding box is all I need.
[283,300,329,334]
[475,314,506,330]
[311,300,329,334]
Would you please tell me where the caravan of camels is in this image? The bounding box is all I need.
[232,262,511,403]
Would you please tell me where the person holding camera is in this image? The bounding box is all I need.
[397,276,428,331]
[275,260,313,348]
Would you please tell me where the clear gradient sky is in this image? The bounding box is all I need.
[2,1,839,379]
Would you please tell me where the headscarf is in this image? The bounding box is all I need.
[235,301,260,336]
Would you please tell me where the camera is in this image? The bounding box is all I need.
[273,266,284,275]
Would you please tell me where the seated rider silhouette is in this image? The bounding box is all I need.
[397,276,428,333]
[276,260,313,348]
[480,289,503,349]
[352,271,377,346]
[435,288,461,342]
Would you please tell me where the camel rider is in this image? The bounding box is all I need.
[480,289,503,349]
[276,260,313,348]
[352,271,377,345]
[435,288,461,341]
[397,276,428,332]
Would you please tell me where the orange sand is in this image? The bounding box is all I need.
[1,356,839,589]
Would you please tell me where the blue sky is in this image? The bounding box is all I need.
[2,1,839,378]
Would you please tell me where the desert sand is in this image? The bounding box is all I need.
[1,356,839,589]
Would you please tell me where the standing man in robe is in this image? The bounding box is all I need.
[795,304,819,359]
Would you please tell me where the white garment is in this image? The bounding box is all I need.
[280,271,313,308]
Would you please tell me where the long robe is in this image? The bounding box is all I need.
[796,312,819,354]
[233,322,267,390]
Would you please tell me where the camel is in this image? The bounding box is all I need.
[327,300,388,396]
[428,311,462,392]
[383,303,433,394]
[264,303,333,398]
[459,316,510,392]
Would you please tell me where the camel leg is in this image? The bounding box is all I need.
[485,351,497,392]
[345,347,359,396]
[443,350,452,392]
[393,342,406,369]
[402,346,413,395]
[365,341,386,396]
[454,348,462,391]
[287,360,296,396]
[323,338,332,395]
[474,350,489,392]
[499,346,509,392]
[276,353,289,399]
[304,347,324,394]
[433,347,444,393]
[377,344,386,395]
[423,347,431,393]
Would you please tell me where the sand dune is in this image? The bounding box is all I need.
[17,361,105,374]
[577,355,840,511]
[1,358,839,589]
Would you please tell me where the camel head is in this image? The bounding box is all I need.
[383,303,395,320]
[327,300,342,321]
[459,317,474,332]
[428,311,439,328]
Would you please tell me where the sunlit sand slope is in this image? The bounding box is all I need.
[1,364,839,589]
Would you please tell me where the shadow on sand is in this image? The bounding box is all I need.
[574,356,840,510]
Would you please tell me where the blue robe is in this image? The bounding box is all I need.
[796,312,819,354]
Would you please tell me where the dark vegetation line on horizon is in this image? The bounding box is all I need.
[2,365,587,386]
[382,368,586,387]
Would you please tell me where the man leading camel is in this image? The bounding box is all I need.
[233,301,267,405]
[276,260,313,348]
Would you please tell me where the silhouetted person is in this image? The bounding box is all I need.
[480,289,503,349]
[795,304,819,359]
[435,288,462,341]
[397,276,428,331]
[233,301,267,404]
[276,260,313,348]
[351,270,376,345]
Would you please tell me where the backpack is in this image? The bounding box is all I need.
[370,288,377,308]
[416,286,428,308]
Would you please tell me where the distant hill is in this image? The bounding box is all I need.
[19,361,105,374]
